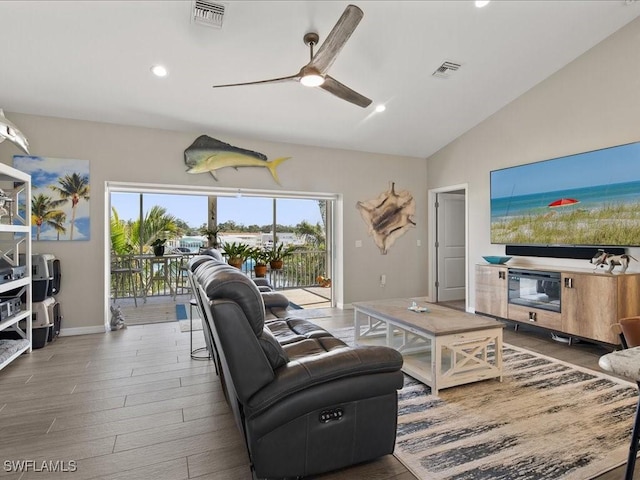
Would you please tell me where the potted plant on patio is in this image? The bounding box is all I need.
[248,247,269,278]
[266,243,297,270]
[151,238,167,256]
[222,241,249,269]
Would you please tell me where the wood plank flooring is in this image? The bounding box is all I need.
[0,307,635,479]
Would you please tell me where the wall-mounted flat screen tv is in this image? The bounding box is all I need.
[490,140,640,246]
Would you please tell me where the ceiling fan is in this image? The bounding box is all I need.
[212,4,372,108]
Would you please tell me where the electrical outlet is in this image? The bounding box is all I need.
[417,239,421,247]
[355,240,362,248]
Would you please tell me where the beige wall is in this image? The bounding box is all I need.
[426,16,640,310]
[5,15,638,331]
[0,115,428,333]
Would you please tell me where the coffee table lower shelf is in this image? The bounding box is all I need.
[354,306,503,395]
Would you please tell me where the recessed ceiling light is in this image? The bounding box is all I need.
[475,1,490,7]
[151,65,168,78]
[375,104,386,113]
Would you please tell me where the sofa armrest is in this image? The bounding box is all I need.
[253,278,273,290]
[246,341,403,416]
[262,291,290,309]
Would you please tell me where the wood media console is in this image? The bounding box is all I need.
[475,263,640,345]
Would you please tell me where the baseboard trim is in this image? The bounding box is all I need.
[59,325,106,336]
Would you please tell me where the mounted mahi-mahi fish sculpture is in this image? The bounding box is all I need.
[184,135,291,185]
[357,182,416,254]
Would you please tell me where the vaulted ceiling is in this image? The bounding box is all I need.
[1,1,638,158]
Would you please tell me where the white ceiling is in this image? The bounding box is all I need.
[1,1,639,159]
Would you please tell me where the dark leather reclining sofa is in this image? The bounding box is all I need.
[188,252,404,479]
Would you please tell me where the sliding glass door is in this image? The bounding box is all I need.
[107,185,334,307]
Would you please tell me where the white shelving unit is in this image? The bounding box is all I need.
[0,163,31,372]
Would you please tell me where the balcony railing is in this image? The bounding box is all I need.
[236,249,328,290]
[110,249,329,302]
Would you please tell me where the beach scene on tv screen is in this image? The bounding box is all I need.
[491,141,640,246]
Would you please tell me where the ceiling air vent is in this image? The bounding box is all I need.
[192,0,226,28]
[432,61,462,79]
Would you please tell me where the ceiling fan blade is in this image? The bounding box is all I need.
[308,4,364,75]
[319,75,372,108]
[212,73,299,89]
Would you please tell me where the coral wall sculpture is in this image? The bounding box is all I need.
[356,182,416,254]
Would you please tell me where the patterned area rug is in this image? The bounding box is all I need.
[330,327,638,480]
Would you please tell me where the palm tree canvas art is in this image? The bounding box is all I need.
[13,155,90,241]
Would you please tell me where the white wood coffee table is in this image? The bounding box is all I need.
[353,297,504,395]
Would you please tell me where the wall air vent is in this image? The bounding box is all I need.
[192,0,226,28]
[432,61,462,79]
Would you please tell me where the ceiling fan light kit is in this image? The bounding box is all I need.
[211,4,372,108]
[300,74,325,87]
[299,64,325,87]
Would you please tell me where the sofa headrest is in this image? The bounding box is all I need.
[194,260,265,335]
[188,255,221,273]
[199,248,225,261]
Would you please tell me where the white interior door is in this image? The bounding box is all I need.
[436,192,466,302]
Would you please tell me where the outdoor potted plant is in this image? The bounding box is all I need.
[248,247,269,278]
[266,243,297,270]
[151,238,167,256]
[222,241,248,269]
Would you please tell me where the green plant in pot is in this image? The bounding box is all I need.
[266,243,297,270]
[248,247,269,278]
[223,241,249,269]
[151,238,167,256]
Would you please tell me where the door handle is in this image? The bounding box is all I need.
[564,277,573,288]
